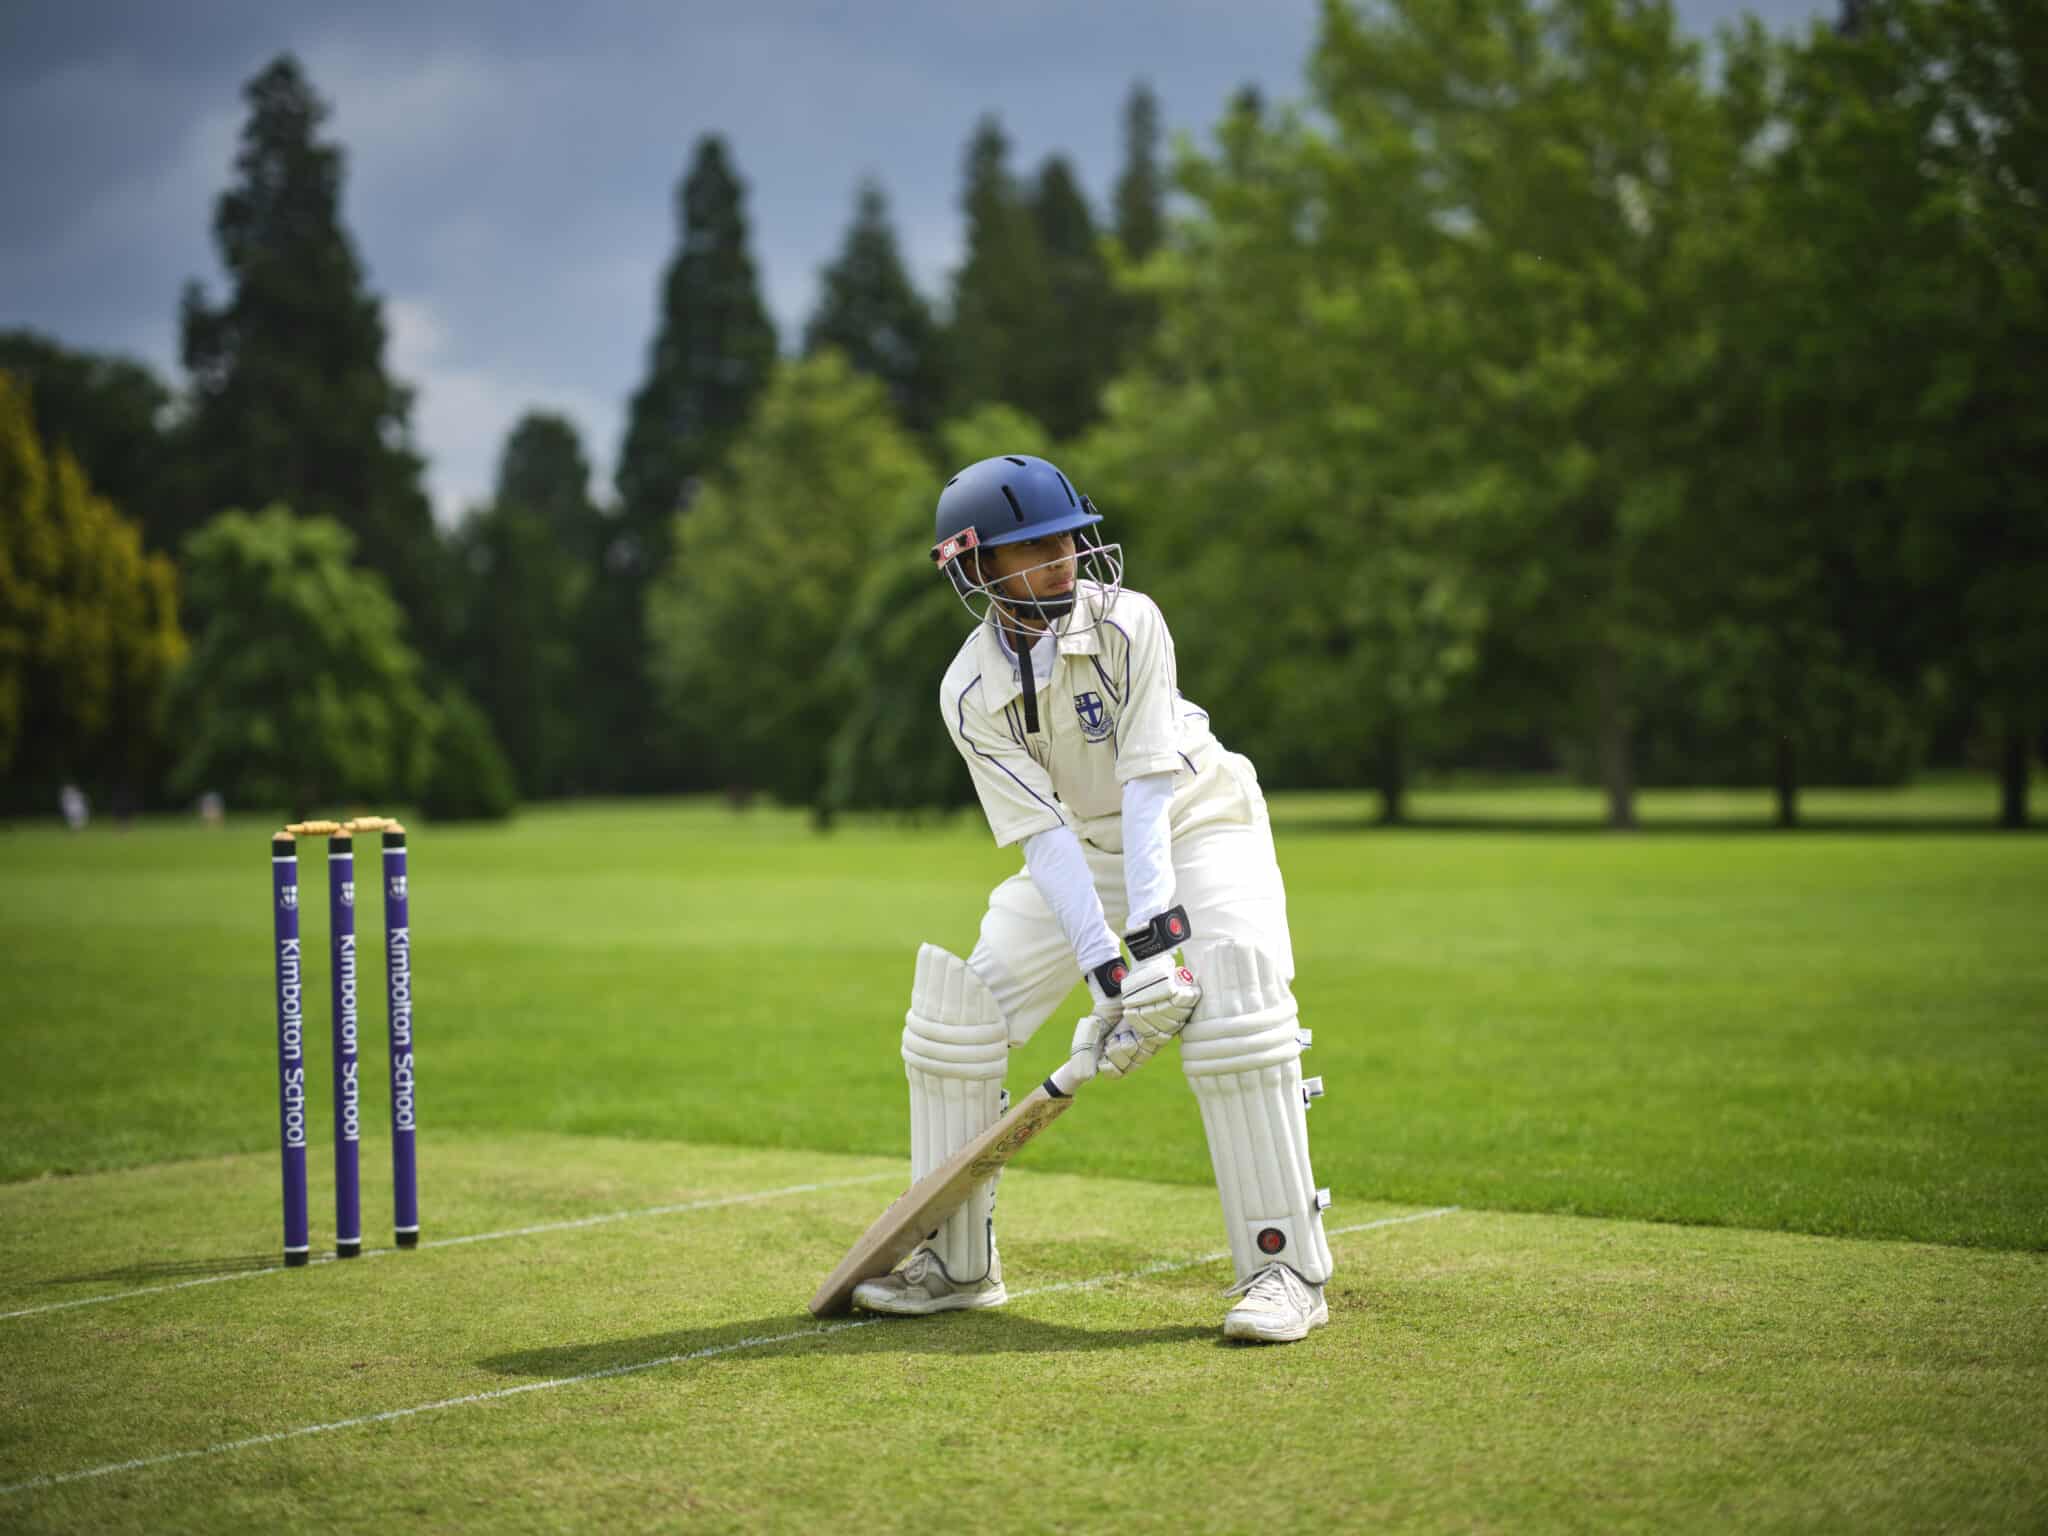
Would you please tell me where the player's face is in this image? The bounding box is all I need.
[982,531,1077,621]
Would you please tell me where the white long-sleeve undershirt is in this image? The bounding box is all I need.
[1120,770,1178,928]
[1020,770,1179,976]
[1022,825,1122,972]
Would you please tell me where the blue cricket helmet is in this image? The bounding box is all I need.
[931,455,1106,600]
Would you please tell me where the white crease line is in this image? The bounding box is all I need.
[0,1205,1459,1497]
[0,1172,903,1323]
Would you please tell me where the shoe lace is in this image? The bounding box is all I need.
[1223,1263,1308,1305]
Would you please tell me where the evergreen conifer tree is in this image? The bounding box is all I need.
[1112,83,1166,264]
[604,135,778,789]
[947,117,1055,423]
[175,55,444,653]
[1029,156,1117,438]
[615,135,779,575]
[804,180,945,436]
[449,412,596,797]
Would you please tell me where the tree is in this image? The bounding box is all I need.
[494,412,601,550]
[1109,83,1170,376]
[616,134,780,572]
[820,403,1053,821]
[1028,157,1120,439]
[0,372,186,810]
[175,55,446,655]
[1292,0,1773,827]
[947,117,1057,423]
[1766,0,2048,826]
[1112,82,1167,265]
[1078,34,1495,822]
[605,134,779,790]
[647,353,932,805]
[804,180,946,437]
[448,413,595,798]
[0,331,173,549]
[167,506,433,812]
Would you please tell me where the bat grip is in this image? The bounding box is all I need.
[1047,1055,1090,1098]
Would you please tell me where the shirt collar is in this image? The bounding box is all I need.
[974,609,1101,708]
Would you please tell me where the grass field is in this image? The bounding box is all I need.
[2,785,2044,1530]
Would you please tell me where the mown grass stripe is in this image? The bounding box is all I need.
[0,1206,1461,1496]
[0,1171,901,1323]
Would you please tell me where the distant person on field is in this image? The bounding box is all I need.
[59,783,89,831]
[852,455,1332,1343]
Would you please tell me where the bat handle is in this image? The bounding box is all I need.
[1046,1055,1090,1098]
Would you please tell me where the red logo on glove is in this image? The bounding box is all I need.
[1176,967,1195,985]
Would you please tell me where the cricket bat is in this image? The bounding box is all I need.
[808,1056,1091,1317]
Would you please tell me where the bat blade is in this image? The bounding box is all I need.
[808,1072,1079,1317]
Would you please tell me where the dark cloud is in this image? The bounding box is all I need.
[0,0,1829,516]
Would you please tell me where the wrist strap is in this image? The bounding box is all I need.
[1090,957,1129,998]
[1125,904,1192,961]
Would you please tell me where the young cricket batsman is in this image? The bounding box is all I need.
[850,454,1333,1342]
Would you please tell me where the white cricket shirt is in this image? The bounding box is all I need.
[940,584,1223,851]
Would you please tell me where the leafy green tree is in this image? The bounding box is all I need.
[1029,157,1119,439]
[418,685,518,822]
[1288,0,1773,826]
[820,404,1052,821]
[1079,34,1496,822]
[804,180,945,438]
[947,117,1057,422]
[605,135,779,790]
[647,353,931,805]
[168,506,433,813]
[0,372,186,809]
[1766,0,2047,826]
[0,331,173,549]
[175,55,446,655]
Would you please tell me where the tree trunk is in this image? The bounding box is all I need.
[1597,651,1636,829]
[1774,734,1800,828]
[1999,725,2031,829]
[1375,726,1407,826]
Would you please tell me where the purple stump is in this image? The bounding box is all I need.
[329,833,362,1257]
[272,834,310,1267]
[383,827,419,1248]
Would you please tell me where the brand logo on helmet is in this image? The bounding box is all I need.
[931,527,980,566]
[1074,690,1113,743]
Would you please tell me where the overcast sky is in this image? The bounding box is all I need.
[1,0,1829,521]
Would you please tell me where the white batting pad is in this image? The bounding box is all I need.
[901,944,1010,1284]
[1180,942,1334,1284]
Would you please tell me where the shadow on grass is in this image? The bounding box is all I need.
[481,1308,1213,1377]
[1269,816,2042,838]
[40,1253,279,1284]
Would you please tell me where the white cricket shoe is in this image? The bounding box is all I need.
[850,1248,1007,1316]
[1222,1263,1329,1343]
